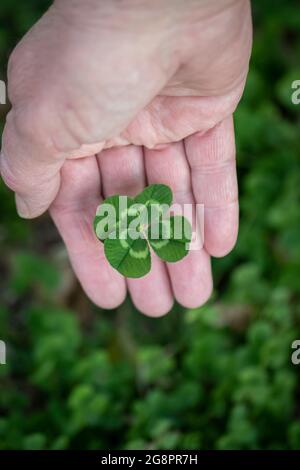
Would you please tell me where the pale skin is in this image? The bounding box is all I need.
[0,0,252,316]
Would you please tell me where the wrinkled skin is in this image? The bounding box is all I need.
[0,0,252,316]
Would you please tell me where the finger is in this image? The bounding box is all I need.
[106,83,246,149]
[127,252,174,318]
[185,116,238,257]
[98,145,173,317]
[50,156,126,309]
[0,109,106,219]
[145,142,213,308]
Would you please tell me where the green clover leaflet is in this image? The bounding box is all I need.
[94,184,191,278]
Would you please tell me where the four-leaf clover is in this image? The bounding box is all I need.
[93,184,191,278]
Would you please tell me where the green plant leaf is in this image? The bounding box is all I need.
[94,185,192,277]
[148,216,192,262]
[134,184,172,214]
[104,230,151,278]
[94,195,135,242]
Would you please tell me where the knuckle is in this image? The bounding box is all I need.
[14,103,58,154]
[7,44,22,80]
[13,97,93,156]
[0,156,22,193]
[7,43,30,102]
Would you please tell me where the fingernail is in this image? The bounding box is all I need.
[15,194,31,218]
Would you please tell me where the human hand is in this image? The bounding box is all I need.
[0,0,252,316]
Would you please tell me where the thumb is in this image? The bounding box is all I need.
[0,111,63,218]
[0,111,107,218]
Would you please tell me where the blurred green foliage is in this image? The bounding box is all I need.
[1,0,300,450]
